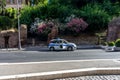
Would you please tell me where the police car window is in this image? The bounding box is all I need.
[59,40,62,43]
[51,40,57,43]
[63,40,68,43]
[56,40,60,43]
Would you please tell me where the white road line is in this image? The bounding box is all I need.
[0,67,120,79]
[0,59,117,65]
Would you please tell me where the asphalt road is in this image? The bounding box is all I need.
[0,49,120,77]
[0,49,120,63]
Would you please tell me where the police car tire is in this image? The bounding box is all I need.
[67,46,73,51]
[50,47,55,51]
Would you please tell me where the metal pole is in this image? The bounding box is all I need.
[17,0,22,50]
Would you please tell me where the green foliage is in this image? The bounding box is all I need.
[0,6,17,29]
[107,41,115,46]
[115,39,120,47]
[20,0,120,37]
[4,8,17,19]
[37,3,72,21]
[0,0,6,14]
[102,42,107,46]
[20,3,72,27]
[50,0,116,8]
[80,4,111,33]
[45,5,72,22]
[28,0,48,6]
[20,6,34,27]
[0,16,13,30]
[102,1,120,17]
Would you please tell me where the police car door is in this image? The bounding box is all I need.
[55,40,61,50]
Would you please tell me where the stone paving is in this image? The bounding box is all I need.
[55,75,120,80]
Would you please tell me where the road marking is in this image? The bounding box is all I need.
[0,67,120,79]
[0,59,117,65]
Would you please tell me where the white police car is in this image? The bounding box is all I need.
[48,38,77,51]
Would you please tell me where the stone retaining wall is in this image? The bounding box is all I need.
[60,34,98,45]
[0,25,27,48]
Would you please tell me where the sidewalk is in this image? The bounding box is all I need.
[55,75,120,80]
[0,59,120,80]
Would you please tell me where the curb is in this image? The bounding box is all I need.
[1,68,120,80]
[0,48,24,51]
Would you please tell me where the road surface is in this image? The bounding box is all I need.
[0,49,120,63]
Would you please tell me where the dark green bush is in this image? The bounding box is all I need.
[20,3,72,27]
[50,0,113,8]
[102,1,120,17]
[20,6,34,27]
[115,39,120,47]
[107,41,115,46]
[0,0,6,14]
[0,16,13,30]
[80,4,111,33]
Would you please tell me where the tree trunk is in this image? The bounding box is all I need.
[25,0,29,5]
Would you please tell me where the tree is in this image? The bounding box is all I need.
[25,0,29,5]
[0,0,6,15]
[25,0,47,6]
[80,4,111,33]
[35,0,47,4]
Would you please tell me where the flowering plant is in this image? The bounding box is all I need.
[67,18,88,33]
[38,22,47,33]
[37,20,54,34]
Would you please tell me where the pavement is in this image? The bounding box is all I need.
[0,45,120,80]
[55,75,120,80]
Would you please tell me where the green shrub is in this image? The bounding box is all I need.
[102,42,107,46]
[107,41,115,46]
[115,39,120,47]
[79,3,111,33]
[102,1,120,17]
[20,6,34,27]
[20,3,72,28]
[0,16,13,30]
[38,4,72,22]
[5,8,17,19]
[0,0,6,14]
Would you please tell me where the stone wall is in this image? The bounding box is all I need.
[8,31,18,48]
[25,34,98,47]
[20,25,27,45]
[0,24,27,48]
[60,34,98,45]
[0,33,4,48]
[107,17,120,41]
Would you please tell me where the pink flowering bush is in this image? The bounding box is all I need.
[37,20,55,40]
[67,18,88,35]
[38,23,47,33]
[38,21,54,34]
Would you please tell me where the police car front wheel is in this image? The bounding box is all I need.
[67,46,73,51]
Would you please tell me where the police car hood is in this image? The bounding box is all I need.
[68,42,77,47]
